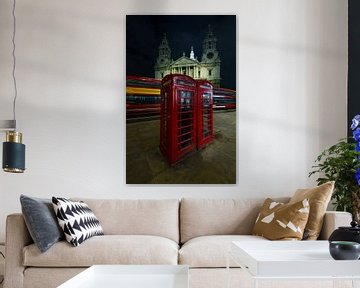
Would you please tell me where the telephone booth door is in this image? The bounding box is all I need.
[197,80,214,149]
[160,74,197,165]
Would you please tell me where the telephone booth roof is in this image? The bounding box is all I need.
[161,74,196,84]
[196,79,213,88]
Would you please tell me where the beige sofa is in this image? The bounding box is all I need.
[4,198,352,288]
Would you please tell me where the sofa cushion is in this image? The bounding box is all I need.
[179,235,267,268]
[52,197,104,247]
[72,198,179,243]
[23,235,178,267]
[290,181,334,240]
[252,198,310,240]
[20,195,64,253]
[180,198,289,243]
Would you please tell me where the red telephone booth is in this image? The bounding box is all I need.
[196,80,214,149]
[160,74,197,165]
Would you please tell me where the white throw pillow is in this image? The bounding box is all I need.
[52,197,103,247]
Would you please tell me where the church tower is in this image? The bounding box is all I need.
[155,33,172,79]
[201,25,221,86]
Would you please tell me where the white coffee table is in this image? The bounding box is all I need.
[228,241,360,288]
[58,265,189,288]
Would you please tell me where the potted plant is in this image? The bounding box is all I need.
[309,115,360,222]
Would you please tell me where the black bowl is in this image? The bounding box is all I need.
[329,241,360,260]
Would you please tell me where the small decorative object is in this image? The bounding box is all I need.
[329,221,360,244]
[309,114,360,222]
[329,241,360,260]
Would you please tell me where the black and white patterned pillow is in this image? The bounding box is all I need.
[52,197,104,247]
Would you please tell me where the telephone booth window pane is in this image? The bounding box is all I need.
[202,92,212,137]
[162,91,168,147]
[177,90,194,150]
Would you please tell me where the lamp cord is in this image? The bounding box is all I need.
[12,0,18,130]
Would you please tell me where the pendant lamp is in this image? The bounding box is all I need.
[1,0,26,173]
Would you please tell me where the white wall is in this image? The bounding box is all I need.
[0,0,347,242]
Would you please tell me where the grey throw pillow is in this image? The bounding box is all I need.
[20,195,64,253]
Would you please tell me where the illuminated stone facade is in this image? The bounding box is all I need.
[154,26,221,86]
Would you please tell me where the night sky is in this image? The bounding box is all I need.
[126,15,236,90]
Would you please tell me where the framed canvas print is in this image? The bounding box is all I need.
[126,15,236,184]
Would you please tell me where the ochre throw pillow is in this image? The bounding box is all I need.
[252,198,310,240]
[289,181,334,240]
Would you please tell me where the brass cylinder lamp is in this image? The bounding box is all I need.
[2,131,25,173]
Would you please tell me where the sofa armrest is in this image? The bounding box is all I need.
[318,211,352,240]
[4,213,33,288]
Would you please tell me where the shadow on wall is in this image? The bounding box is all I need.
[9,0,176,114]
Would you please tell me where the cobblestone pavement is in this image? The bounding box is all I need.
[126,111,236,184]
